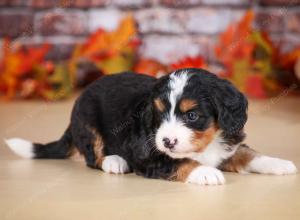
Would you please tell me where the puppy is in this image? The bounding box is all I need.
[6,68,297,185]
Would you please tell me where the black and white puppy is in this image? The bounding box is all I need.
[6,68,297,185]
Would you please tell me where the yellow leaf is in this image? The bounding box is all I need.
[97,53,135,74]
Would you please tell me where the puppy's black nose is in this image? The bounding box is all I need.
[163,137,177,149]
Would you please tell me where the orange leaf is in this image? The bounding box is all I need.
[134,58,168,77]
[170,56,207,70]
[280,47,300,68]
[20,43,51,73]
[237,10,254,39]
[245,74,267,98]
[215,10,255,65]
[0,39,51,100]
[76,15,138,60]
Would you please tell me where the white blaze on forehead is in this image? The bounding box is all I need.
[168,71,190,120]
[155,71,193,155]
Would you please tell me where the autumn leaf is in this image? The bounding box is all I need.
[280,47,300,69]
[245,74,267,98]
[170,56,207,70]
[0,39,73,100]
[97,53,135,75]
[0,39,51,100]
[20,44,51,74]
[69,15,139,77]
[214,10,289,98]
[134,58,169,77]
[41,63,73,100]
[215,10,254,67]
[74,15,138,59]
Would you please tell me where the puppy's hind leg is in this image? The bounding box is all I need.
[219,144,297,175]
[72,122,130,174]
[71,123,105,169]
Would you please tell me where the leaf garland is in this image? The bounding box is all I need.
[215,10,299,98]
[1,11,299,100]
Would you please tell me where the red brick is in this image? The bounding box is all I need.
[18,36,84,60]
[90,0,107,6]
[259,0,300,6]
[88,9,124,32]
[109,0,151,8]
[73,0,93,7]
[0,0,27,6]
[194,35,214,63]
[18,41,75,61]
[161,0,248,7]
[35,11,88,36]
[206,36,218,63]
[282,34,300,52]
[263,33,300,53]
[287,12,300,33]
[160,0,202,7]
[134,8,185,34]
[45,43,75,61]
[140,35,209,64]
[30,0,100,8]
[201,0,249,5]
[185,8,231,34]
[0,12,33,38]
[62,0,91,8]
[30,0,59,8]
[255,10,286,33]
[230,9,247,22]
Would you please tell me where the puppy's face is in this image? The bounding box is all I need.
[152,68,247,158]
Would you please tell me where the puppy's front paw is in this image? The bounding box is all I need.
[247,156,297,175]
[101,155,129,174]
[186,166,225,185]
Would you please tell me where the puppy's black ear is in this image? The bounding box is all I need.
[211,79,248,135]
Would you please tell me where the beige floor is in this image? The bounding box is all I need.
[0,95,300,220]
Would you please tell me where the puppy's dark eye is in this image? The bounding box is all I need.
[186,111,199,122]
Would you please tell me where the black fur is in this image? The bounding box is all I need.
[32,68,248,180]
[185,68,248,136]
[34,126,72,159]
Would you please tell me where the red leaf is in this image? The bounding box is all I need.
[245,75,267,98]
[170,56,207,70]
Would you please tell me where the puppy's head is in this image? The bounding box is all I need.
[151,68,248,158]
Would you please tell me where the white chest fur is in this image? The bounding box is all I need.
[191,133,238,167]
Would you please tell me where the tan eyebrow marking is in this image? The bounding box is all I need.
[154,98,165,112]
[179,99,198,112]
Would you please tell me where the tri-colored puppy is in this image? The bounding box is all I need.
[6,68,297,185]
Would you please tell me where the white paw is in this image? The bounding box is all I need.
[247,156,298,175]
[101,155,129,174]
[186,166,225,185]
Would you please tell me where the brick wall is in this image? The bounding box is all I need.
[0,0,300,64]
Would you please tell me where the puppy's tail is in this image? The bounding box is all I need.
[5,126,73,159]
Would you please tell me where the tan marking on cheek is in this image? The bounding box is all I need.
[171,159,200,182]
[218,144,256,172]
[154,98,165,112]
[191,124,218,152]
[179,99,198,112]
